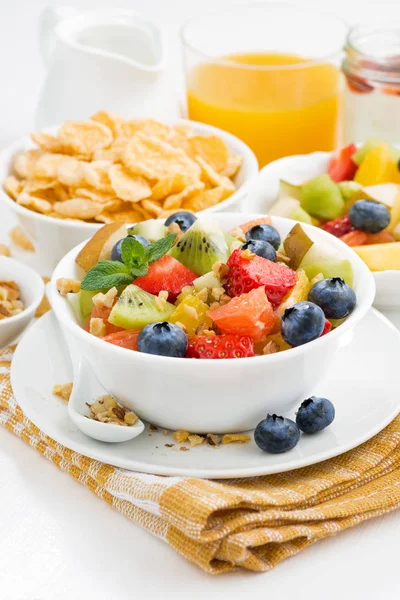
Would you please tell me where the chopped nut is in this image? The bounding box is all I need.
[211,287,225,301]
[53,382,73,402]
[89,317,106,337]
[155,295,167,310]
[183,304,198,320]
[9,226,34,251]
[0,243,11,257]
[188,434,204,447]
[167,222,183,239]
[92,286,117,308]
[230,240,242,253]
[219,294,231,305]
[209,301,221,311]
[310,272,324,285]
[222,433,251,445]
[149,423,158,431]
[212,261,229,280]
[112,405,126,420]
[206,433,221,446]
[196,287,208,303]
[124,411,138,425]
[241,248,255,260]
[158,290,169,301]
[165,443,174,448]
[89,394,117,415]
[276,252,290,264]
[180,285,193,296]
[175,321,187,333]
[229,226,246,242]
[173,430,190,443]
[180,446,189,451]
[163,429,169,436]
[263,340,280,355]
[203,329,216,337]
[56,277,81,296]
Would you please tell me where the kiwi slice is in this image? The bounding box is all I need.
[128,219,167,242]
[300,174,344,220]
[170,219,229,276]
[108,285,174,329]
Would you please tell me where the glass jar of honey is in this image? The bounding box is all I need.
[343,26,400,143]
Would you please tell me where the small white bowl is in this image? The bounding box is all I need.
[0,120,258,276]
[246,151,400,310]
[0,257,45,346]
[46,213,375,433]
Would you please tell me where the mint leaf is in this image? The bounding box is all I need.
[131,264,148,278]
[146,234,177,264]
[121,236,146,271]
[81,261,132,291]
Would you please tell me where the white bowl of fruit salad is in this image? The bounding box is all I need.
[47,212,374,433]
[247,140,400,310]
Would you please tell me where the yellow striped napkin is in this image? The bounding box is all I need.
[1,344,400,574]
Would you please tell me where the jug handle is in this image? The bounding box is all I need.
[39,6,78,64]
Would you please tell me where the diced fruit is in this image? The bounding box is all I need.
[241,239,276,261]
[79,289,98,318]
[170,219,229,276]
[134,255,197,302]
[364,231,396,244]
[340,230,368,246]
[224,232,236,248]
[281,301,325,346]
[283,223,314,271]
[352,138,384,166]
[240,216,272,234]
[353,242,400,271]
[302,259,354,287]
[75,223,127,272]
[169,294,212,336]
[270,197,301,218]
[109,285,174,329]
[321,319,332,336]
[245,224,281,250]
[361,183,400,208]
[290,206,313,224]
[137,322,188,357]
[308,277,356,319]
[225,249,298,307]
[276,269,310,317]
[128,219,167,242]
[296,397,335,433]
[193,271,221,292]
[208,286,275,343]
[87,301,123,335]
[300,174,344,220]
[186,334,254,359]
[328,143,358,182]
[111,235,149,262]
[349,199,390,233]
[278,179,302,201]
[176,286,195,302]
[254,332,291,354]
[254,415,300,453]
[338,181,363,201]
[102,329,139,351]
[322,215,354,238]
[354,144,395,186]
[165,211,197,233]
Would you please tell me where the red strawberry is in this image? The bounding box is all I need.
[225,249,298,308]
[186,334,254,359]
[322,215,354,238]
[135,255,197,302]
[328,143,358,182]
[321,319,332,336]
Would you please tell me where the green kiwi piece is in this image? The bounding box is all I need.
[108,285,174,330]
[300,174,344,220]
[170,219,229,276]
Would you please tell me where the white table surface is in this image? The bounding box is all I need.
[2,0,400,598]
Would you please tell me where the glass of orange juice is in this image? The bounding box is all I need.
[181,4,348,167]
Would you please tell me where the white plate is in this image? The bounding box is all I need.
[11,310,400,479]
[245,151,400,311]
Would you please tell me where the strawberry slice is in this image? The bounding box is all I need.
[225,249,298,308]
[321,319,332,337]
[328,143,358,182]
[208,286,275,343]
[102,329,140,351]
[322,215,354,238]
[187,334,254,359]
[135,255,197,302]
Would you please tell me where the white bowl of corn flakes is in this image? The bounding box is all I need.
[0,113,258,275]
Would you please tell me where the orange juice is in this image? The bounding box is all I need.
[187,53,343,167]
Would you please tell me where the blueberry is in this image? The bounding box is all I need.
[254,414,300,453]
[296,396,335,433]
[111,235,150,262]
[308,277,356,319]
[165,211,197,233]
[245,224,281,250]
[137,322,188,357]
[241,239,276,261]
[281,301,325,347]
[349,199,390,233]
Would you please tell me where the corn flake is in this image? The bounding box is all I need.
[188,135,229,172]
[54,198,103,220]
[59,120,113,158]
[109,164,152,203]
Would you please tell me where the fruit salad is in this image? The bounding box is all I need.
[270,139,400,271]
[58,212,357,359]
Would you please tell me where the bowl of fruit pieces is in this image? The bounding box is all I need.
[47,211,374,433]
[248,140,400,309]
[0,114,257,274]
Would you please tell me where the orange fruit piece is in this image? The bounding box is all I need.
[240,216,272,234]
[208,286,274,343]
[102,329,139,351]
[340,230,368,247]
[364,231,396,244]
